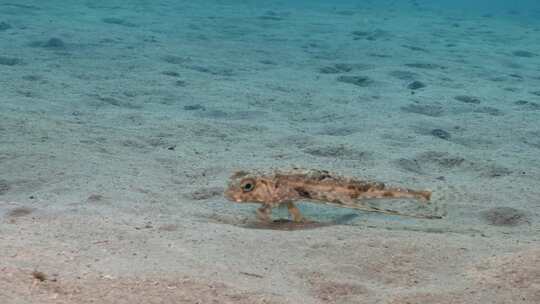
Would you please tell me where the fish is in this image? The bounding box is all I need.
[224,168,441,222]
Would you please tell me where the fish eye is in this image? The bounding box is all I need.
[240,179,255,192]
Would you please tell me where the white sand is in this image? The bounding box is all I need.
[1,1,539,303]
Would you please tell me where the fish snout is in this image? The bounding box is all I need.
[224,188,243,203]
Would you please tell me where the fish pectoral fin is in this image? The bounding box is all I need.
[324,199,441,219]
[286,202,305,223]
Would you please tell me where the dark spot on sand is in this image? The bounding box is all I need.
[512,50,537,58]
[258,11,285,21]
[0,21,12,31]
[481,207,528,226]
[275,135,316,149]
[337,75,373,87]
[514,100,540,110]
[508,73,523,80]
[120,139,146,149]
[22,75,43,81]
[304,145,371,161]
[102,17,137,27]
[187,65,234,76]
[504,61,523,69]
[0,56,22,66]
[395,158,423,174]
[158,224,178,232]
[474,106,503,116]
[402,45,429,52]
[422,152,466,169]
[431,129,451,140]
[0,180,10,194]
[258,15,283,21]
[7,207,33,217]
[314,281,369,302]
[401,103,445,117]
[454,95,481,104]
[87,194,104,202]
[162,71,180,77]
[29,38,66,49]
[396,151,466,175]
[32,271,47,282]
[189,187,224,200]
[259,59,276,65]
[351,30,370,37]
[94,95,141,109]
[530,91,540,97]
[17,90,37,98]
[243,219,332,231]
[241,214,359,231]
[146,135,171,148]
[368,53,391,58]
[522,131,540,149]
[43,37,65,48]
[196,109,263,120]
[407,80,426,90]
[316,126,357,136]
[398,151,512,179]
[175,80,187,87]
[404,62,446,70]
[351,29,389,41]
[183,104,205,111]
[1,3,40,10]
[319,67,341,74]
[488,76,506,82]
[481,165,512,178]
[388,70,418,80]
[336,10,355,16]
[162,55,190,65]
[318,63,354,74]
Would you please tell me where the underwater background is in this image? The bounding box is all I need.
[1,1,539,303]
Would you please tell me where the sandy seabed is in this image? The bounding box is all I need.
[1,1,539,303]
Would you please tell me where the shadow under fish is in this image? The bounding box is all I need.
[241,213,360,231]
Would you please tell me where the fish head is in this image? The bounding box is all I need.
[224,171,274,204]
